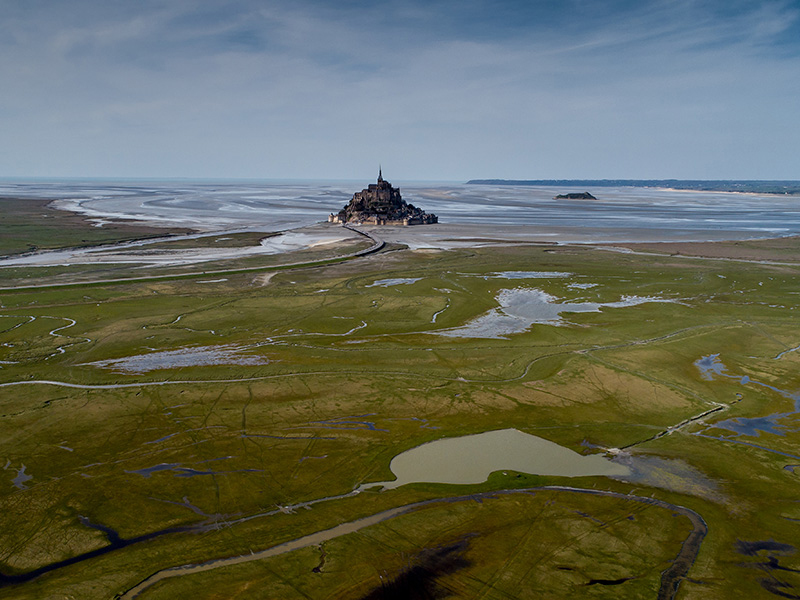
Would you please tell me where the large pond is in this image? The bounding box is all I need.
[364,429,629,490]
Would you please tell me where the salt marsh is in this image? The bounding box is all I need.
[1,186,800,600]
[695,354,800,441]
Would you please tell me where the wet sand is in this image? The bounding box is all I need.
[7,215,795,277]
[599,236,800,263]
[7,183,800,267]
[357,222,800,253]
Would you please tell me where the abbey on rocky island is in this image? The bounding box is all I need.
[329,170,438,226]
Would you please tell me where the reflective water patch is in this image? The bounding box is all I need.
[367,278,423,288]
[437,288,673,338]
[84,345,269,373]
[364,429,628,490]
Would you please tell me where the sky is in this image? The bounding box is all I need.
[2,0,799,181]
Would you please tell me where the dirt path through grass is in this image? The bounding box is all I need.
[117,486,707,600]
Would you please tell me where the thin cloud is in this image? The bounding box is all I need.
[1,0,798,179]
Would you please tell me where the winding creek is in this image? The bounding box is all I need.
[1,323,790,597]
[117,486,706,600]
[0,428,709,599]
[0,314,92,360]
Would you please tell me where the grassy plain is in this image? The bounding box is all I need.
[1,206,799,599]
[0,198,192,256]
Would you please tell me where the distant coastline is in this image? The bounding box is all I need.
[466,179,800,196]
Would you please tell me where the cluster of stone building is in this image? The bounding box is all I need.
[329,170,438,226]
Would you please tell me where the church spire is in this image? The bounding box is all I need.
[378,166,383,183]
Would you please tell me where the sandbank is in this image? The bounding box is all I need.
[354,222,798,252]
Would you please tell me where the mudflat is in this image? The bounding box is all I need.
[603,236,800,262]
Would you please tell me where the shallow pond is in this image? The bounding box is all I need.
[438,288,673,338]
[85,345,269,373]
[126,459,261,478]
[12,465,32,490]
[365,429,629,490]
[695,354,728,380]
[695,354,800,438]
[610,452,721,501]
[367,277,423,288]
[568,282,599,290]
[483,271,572,279]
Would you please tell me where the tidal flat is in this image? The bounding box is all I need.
[1,195,800,599]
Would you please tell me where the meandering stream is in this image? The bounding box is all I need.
[0,427,708,600]
[117,486,706,600]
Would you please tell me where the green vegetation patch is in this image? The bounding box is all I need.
[0,235,799,599]
[0,198,191,256]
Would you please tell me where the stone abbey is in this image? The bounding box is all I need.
[329,170,438,226]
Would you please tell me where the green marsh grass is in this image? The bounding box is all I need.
[0,233,799,599]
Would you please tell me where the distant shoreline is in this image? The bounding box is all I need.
[466,179,800,196]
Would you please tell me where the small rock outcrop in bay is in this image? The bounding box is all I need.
[554,192,597,200]
[329,170,438,226]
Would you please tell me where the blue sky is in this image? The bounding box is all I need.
[2,0,799,180]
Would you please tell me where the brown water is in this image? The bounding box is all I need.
[363,429,629,490]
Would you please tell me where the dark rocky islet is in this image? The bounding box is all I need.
[329,170,437,225]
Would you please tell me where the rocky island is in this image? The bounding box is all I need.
[329,170,438,225]
[554,192,597,200]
